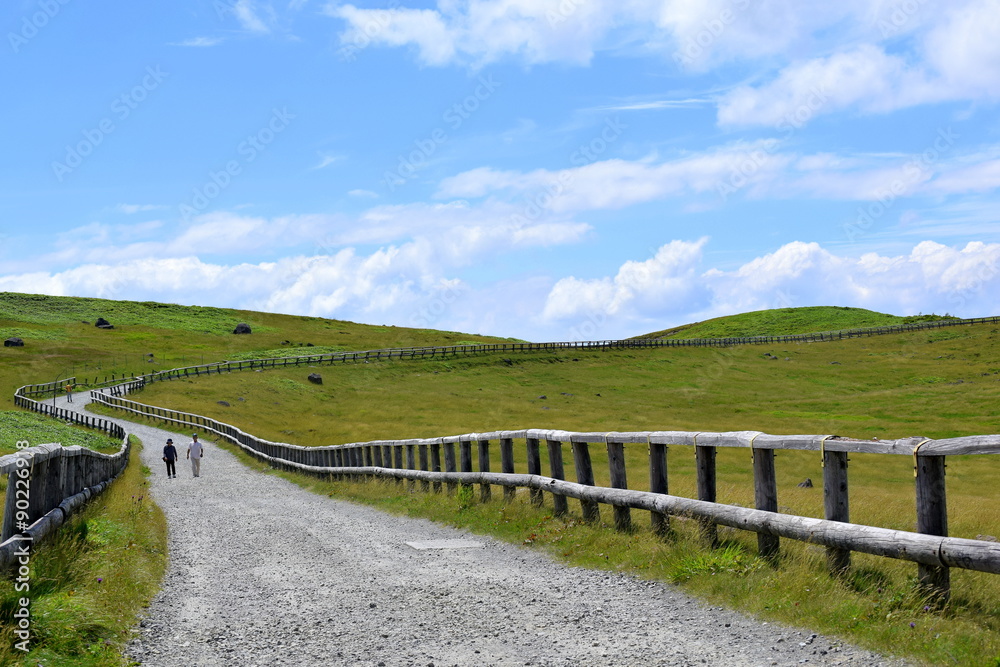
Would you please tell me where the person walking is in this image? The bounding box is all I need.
[163,438,178,479]
[65,383,73,403]
[187,433,204,477]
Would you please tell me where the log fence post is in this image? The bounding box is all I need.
[915,452,950,601]
[477,439,491,502]
[696,444,718,547]
[418,444,430,492]
[571,440,600,523]
[405,444,416,491]
[459,440,473,493]
[606,439,631,531]
[431,441,442,493]
[822,448,851,574]
[545,439,567,516]
[752,446,779,559]
[648,440,669,535]
[499,437,515,502]
[526,438,543,506]
[444,441,457,494]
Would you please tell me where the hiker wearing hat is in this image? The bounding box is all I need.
[187,433,204,477]
[163,438,178,479]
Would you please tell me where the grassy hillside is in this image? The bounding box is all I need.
[640,306,957,339]
[0,292,511,412]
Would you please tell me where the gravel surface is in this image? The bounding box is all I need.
[67,395,910,666]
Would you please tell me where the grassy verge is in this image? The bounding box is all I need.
[0,436,168,666]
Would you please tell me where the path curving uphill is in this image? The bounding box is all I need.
[62,394,907,666]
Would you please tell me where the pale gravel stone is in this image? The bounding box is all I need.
[62,394,910,666]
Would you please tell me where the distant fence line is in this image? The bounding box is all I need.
[14,315,1000,396]
[92,383,1000,601]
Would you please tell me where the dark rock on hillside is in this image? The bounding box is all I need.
[308,373,323,385]
[233,323,252,334]
[95,317,111,327]
[217,400,231,407]
[4,337,24,347]
[96,324,115,329]
[797,478,813,488]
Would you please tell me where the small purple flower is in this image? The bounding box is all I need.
[909,622,915,628]
[97,577,103,583]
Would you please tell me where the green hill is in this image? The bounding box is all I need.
[639,306,957,339]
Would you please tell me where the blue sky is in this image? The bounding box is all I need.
[2,0,999,340]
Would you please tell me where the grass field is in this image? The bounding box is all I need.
[5,292,1000,664]
[642,305,958,339]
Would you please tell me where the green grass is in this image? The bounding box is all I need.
[0,436,168,666]
[641,306,958,339]
[0,412,122,457]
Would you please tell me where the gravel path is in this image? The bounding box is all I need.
[65,394,908,666]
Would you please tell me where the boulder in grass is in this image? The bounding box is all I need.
[233,323,252,334]
[4,337,24,347]
[95,317,111,327]
[797,478,813,488]
[308,373,323,385]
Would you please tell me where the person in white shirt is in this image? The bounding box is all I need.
[187,433,204,477]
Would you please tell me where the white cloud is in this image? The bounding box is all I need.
[172,36,225,47]
[233,0,271,33]
[717,0,1000,128]
[542,239,1000,337]
[311,154,342,170]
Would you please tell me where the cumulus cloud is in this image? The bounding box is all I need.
[542,239,1000,339]
[718,0,1000,127]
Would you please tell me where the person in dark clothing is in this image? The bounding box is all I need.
[163,438,178,479]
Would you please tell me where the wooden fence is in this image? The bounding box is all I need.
[92,387,1000,601]
[0,435,131,570]
[1,379,132,569]
[13,377,127,440]
[22,314,1000,391]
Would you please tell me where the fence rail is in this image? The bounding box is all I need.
[92,385,1000,601]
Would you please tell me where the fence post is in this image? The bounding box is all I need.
[545,439,567,516]
[419,443,430,492]
[526,438,543,507]
[431,441,442,493]
[477,439,491,503]
[823,449,851,574]
[696,444,718,547]
[571,440,600,523]
[443,441,457,494]
[393,445,404,486]
[607,439,631,531]
[649,440,669,535]
[405,444,416,492]
[752,447,779,559]
[499,437,515,502]
[916,454,950,601]
[459,440,473,494]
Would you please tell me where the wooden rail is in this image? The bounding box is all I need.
[92,387,1000,601]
